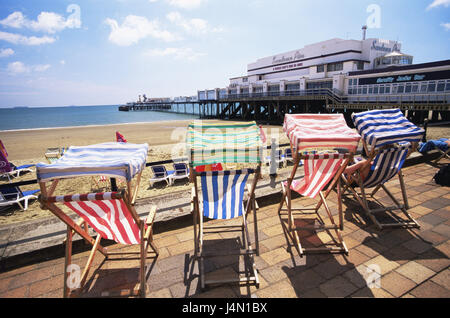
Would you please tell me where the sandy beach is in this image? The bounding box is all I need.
[0,120,290,226]
[0,120,449,226]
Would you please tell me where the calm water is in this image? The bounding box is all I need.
[0,105,200,131]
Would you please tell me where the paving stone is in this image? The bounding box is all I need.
[379,271,416,297]
[402,238,433,255]
[256,279,297,298]
[395,261,436,284]
[319,275,358,298]
[430,269,450,290]
[410,281,450,298]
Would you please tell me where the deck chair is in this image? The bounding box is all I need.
[343,109,425,230]
[265,149,286,167]
[0,186,40,211]
[0,142,34,181]
[284,148,293,163]
[149,165,175,187]
[278,114,361,256]
[187,121,263,289]
[418,138,450,164]
[36,142,156,298]
[342,143,419,230]
[169,163,189,185]
[45,148,62,164]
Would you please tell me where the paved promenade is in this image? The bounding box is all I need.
[0,161,449,298]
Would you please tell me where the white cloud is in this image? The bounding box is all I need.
[33,64,51,72]
[167,11,223,35]
[441,22,450,30]
[60,60,66,65]
[427,0,450,10]
[105,15,179,46]
[7,61,51,74]
[0,31,56,45]
[0,11,81,34]
[0,48,14,58]
[7,61,28,74]
[149,0,207,9]
[143,47,206,61]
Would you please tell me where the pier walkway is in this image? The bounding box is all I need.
[0,159,448,298]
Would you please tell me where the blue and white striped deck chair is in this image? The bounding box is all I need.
[200,169,253,220]
[187,121,263,290]
[195,169,260,289]
[345,108,424,230]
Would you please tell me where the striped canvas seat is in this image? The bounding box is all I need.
[284,114,361,152]
[53,192,141,245]
[200,169,253,220]
[289,153,345,198]
[362,143,411,188]
[352,109,424,151]
[279,114,360,256]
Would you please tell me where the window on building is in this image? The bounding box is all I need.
[358,87,362,95]
[327,62,343,72]
[437,81,445,92]
[356,61,364,70]
[412,84,419,93]
[362,86,367,94]
[242,77,248,83]
[405,83,412,94]
[373,86,379,94]
[397,85,404,94]
[385,85,390,94]
[428,81,436,92]
[268,85,280,92]
[349,79,353,86]
[286,83,300,91]
[420,83,427,93]
[317,65,325,73]
[369,86,373,94]
[445,81,450,91]
[379,85,385,94]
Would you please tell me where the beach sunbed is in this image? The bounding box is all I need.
[342,109,424,230]
[187,121,262,289]
[418,138,450,164]
[265,149,286,167]
[169,162,189,185]
[149,165,175,187]
[0,140,34,181]
[36,142,157,298]
[0,186,40,211]
[278,114,361,256]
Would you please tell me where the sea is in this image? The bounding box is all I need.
[0,105,200,131]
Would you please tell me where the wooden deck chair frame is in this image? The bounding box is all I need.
[278,149,353,257]
[341,143,420,231]
[434,148,450,164]
[38,189,158,298]
[190,164,262,290]
[38,163,156,297]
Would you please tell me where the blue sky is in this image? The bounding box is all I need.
[0,0,449,107]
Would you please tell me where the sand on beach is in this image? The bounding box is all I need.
[0,120,290,226]
[0,119,449,226]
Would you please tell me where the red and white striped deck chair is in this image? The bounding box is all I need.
[41,192,157,298]
[36,143,156,298]
[278,114,360,256]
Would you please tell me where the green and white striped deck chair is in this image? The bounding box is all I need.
[187,121,263,290]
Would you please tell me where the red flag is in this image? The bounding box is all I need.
[259,126,267,144]
[116,132,127,143]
